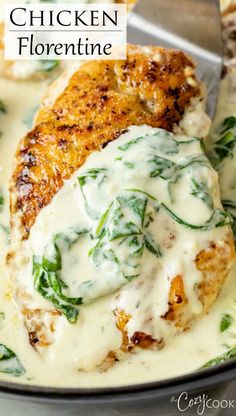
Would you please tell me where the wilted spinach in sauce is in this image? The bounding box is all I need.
[0,101,7,115]
[0,344,25,377]
[33,227,87,322]
[212,116,236,164]
[209,116,236,241]
[32,127,233,323]
[202,347,236,368]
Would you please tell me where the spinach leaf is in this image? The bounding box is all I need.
[37,60,59,72]
[220,313,233,332]
[78,168,107,188]
[230,214,236,240]
[0,344,25,376]
[33,227,87,323]
[202,347,236,368]
[0,101,7,114]
[144,235,162,257]
[126,235,144,259]
[124,161,135,169]
[222,200,236,210]
[90,238,119,269]
[147,155,176,179]
[118,130,178,155]
[156,135,179,155]
[161,204,233,230]
[177,154,209,172]
[214,116,236,162]
[167,154,210,202]
[191,178,214,210]
[90,190,161,285]
[78,168,107,218]
[0,191,4,212]
[125,188,157,201]
[222,200,236,241]
[95,203,112,238]
[33,258,83,324]
[118,135,145,151]
[96,193,147,241]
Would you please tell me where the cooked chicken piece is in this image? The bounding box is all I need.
[8,44,234,367]
[113,239,234,353]
[10,45,203,235]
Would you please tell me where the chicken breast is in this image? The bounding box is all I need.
[10,45,206,234]
[8,45,235,369]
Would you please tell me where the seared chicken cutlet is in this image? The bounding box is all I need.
[8,45,234,370]
[11,45,207,233]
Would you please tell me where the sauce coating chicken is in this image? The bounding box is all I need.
[8,45,235,368]
[10,45,202,234]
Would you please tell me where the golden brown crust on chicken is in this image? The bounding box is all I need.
[195,238,235,311]
[7,42,235,368]
[114,307,163,351]
[163,275,187,323]
[22,308,61,348]
[10,45,201,236]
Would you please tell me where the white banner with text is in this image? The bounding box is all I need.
[4,3,127,60]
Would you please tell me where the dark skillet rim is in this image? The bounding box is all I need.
[0,357,235,401]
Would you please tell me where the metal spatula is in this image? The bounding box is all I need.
[127,0,223,118]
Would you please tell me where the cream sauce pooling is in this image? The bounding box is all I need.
[1,115,235,386]
[12,124,231,364]
[0,15,235,389]
[0,91,234,388]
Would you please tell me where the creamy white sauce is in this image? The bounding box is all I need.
[11,124,230,373]
[0,0,234,389]
[0,96,234,386]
